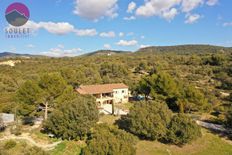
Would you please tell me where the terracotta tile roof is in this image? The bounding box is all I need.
[76,83,128,95]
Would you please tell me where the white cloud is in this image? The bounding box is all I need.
[73,0,118,21]
[22,21,41,31]
[37,22,75,35]
[135,0,181,20]
[74,29,98,36]
[26,44,35,48]
[162,8,178,21]
[9,21,97,36]
[42,45,83,57]
[116,40,138,46]
[185,14,201,24]
[140,44,150,48]
[123,16,136,21]
[119,32,124,37]
[16,21,75,35]
[223,22,232,27]
[135,0,214,21]
[99,31,116,38]
[127,2,136,13]
[206,0,218,6]
[104,44,111,49]
[181,0,204,12]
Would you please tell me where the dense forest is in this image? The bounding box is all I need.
[1,45,231,114]
[0,45,232,154]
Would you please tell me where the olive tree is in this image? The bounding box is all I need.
[166,114,202,145]
[82,124,137,155]
[117,100,172,140]
[43,95,99,140]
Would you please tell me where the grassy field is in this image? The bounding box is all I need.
[0,139,84,155]
[1,114,231,155]
[115,102,133,111]
[49,140,84,155]
[99,114,120,125]
[136,129,232,155]
[30,129,60,144]
[99,113,232,155]
[1,128,231,155]
[99,115,232,155]
[0,140,44,155]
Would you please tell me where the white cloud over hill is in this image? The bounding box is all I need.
[116,40,138,46]
[73,0,118,21]
[7,21,98,36]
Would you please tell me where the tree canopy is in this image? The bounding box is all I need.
[117,100,172,140]
[16,73,69,119]
[43,95,99,140]
[82,124,137,155]
[137,72,209,113]
[166,114,202,145]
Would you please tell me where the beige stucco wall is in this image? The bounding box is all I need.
[113,88,129,103]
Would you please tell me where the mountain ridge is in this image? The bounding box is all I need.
[0,52,43,58]
[1,44,231,58]
[136,44,232,54]
[82,50,132,56]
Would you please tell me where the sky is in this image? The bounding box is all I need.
[0,0,232,57]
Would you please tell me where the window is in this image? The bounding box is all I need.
[122,90,125,93]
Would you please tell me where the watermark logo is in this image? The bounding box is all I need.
[5,2,30,38]
[5,2,30,27]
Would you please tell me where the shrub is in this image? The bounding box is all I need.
[43,95,99,140]
[22,116,35,126]
[117,100,172,140]
[4,140,17,150]
[166,114,202,145]
[82,124,137,155]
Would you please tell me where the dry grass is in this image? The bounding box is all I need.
[99,115,120,125]
[136,129,232,155]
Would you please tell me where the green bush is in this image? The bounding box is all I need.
[4,140,17,150]
[43,95,99,140]
[82,124,137,155]
[117,100,172,140]
[166,114,202,145]
[22,116,35,126]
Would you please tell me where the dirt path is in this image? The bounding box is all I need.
[196,120,226,132]
[196,120,232,146]
[0,134,62,150]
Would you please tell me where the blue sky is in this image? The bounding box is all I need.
[0,0,232,56]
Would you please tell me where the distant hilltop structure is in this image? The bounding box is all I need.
[0,60,21,67]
